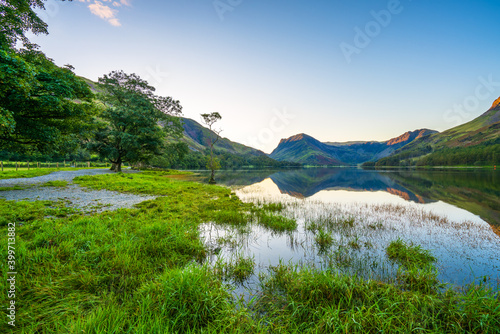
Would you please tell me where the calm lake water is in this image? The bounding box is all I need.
[195,168,500,294]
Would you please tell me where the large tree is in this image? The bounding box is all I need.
[0,0,72,49]
[0,48,95,154]
[89,71,183,172]
[0,0,94,155]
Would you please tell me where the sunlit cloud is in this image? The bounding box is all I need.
[78,0,131,27]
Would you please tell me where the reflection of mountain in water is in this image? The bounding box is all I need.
[269,168,433,203]
[209,168,499,228]
[388,170,500,227]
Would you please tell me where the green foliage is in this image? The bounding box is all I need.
[254,264,500,333]
[0,0,52,49]
[215,210,249,226]
[0,47,95,153]
[1,171,499,333]
[386,238,437,268]
[315,228,334,249]
[148,142,189,168]
[155,148,300,170]
[415,142,500,167]
[372,141,500,167]
[387,239,441,294]
[257,212,297,232]
[88,70,183,172]
[201,112,222,184]
[213,255,255,282]
[136,264,234,332]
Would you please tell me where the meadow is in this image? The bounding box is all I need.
[0,170,499,333]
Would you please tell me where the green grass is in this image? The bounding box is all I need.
[1,171,498,333]
[256,212,297,232]
[214,255,255,282]
[0,185,28,191]
[315,228,334,250]
[41,180,69,187]
[254,263,500,333]
[0,167,107,180]
[386,238,437,268]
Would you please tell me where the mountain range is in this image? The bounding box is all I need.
[269,129,437,166]
[87,72,499,167]
[268,98,500,166]
[372,99,500,166]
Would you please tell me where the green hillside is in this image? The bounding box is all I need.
[180,118,265,157]
[370,99,500,167]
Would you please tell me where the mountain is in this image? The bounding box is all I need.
[180,117,266,157]
[159,117,301,170]
[371,98,500,167]
[269,134,344,165]
[270,129,437,166]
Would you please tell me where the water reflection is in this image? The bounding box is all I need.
[196,168,500,297]
[197,168,499,228]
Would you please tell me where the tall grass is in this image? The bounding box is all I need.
[1,171,499,333]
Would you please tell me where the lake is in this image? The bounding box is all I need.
[194,168,500,296]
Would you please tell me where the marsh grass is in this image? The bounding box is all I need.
[255,212,297,232]
[1,171,499,333]
[253,263,500,333]
[0,172,256,332]
[387,238,437,268]
[315,228,334,250]
[214,255,256,283]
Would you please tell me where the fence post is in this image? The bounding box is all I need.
[16,162,18,171]
[57,162,59,168]
[27,161,30,170]
[1,161,3,172]
[88,161,90,168]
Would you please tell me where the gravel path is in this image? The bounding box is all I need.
[0,169,157,213]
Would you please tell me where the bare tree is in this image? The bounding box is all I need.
[201,112,222,184]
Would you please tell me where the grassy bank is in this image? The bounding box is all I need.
[0,167,108,180]
[1,171,499,333]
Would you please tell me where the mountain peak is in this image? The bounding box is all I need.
[490,96,500,110]
[279,133,315,144]
[386,129,437,146]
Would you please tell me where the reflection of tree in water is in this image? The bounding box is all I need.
[388,170,500,228]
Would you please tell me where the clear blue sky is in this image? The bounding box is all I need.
[31,0,500,153]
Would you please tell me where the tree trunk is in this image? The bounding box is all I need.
[208,169,216,184]
[110,163,116,171]
[115,158,122,173]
